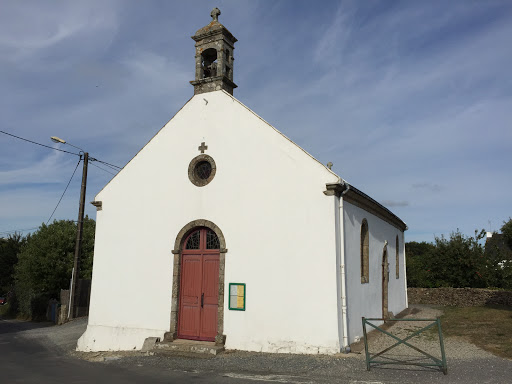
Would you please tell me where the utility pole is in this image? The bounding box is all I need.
[69,151,88,319]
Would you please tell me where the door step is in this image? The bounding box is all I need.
[149,338,225,356]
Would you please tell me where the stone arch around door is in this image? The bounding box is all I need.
[166,220,227,345]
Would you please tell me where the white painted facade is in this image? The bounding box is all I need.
[342,200,407,342]
[77,90,407,353]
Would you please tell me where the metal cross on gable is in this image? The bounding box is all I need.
[198,141,208,153]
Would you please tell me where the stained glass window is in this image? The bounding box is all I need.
[185,230,200,249]
[206,229,220,249]
[188,155,216,187]
[195,161,212,180]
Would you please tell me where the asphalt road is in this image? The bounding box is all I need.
[1,315,511,383]
[0,317,252,384]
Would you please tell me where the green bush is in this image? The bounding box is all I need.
[428,230,487,288]
[14,218,95,319]
[406,223,512,289]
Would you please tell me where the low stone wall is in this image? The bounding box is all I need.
[407,287,512,307]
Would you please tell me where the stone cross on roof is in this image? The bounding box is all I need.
[211,7,221,22]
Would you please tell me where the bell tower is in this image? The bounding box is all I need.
[190,8,238,95]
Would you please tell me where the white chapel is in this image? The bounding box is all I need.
[78,8,408,354]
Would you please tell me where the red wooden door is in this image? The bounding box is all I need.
[178,228,220,341]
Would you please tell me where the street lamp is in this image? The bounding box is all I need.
[51,136,65,144]
[51,136,84,152]
[51,136,89,320]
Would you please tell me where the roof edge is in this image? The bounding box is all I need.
[326,181,407,231]
[95,94,195,199]
[218,90,340,181]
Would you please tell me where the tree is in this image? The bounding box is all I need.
[406,230,488,288]
[405,241,435,287]
[406,222,512,289]
[14,217,95,318]
[498,218,512,289]
[501,217,512,248]
[428,229,487,288]
[0,233,25,293]
[482,218,512,289]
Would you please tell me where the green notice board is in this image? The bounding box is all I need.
[229,283,246,311]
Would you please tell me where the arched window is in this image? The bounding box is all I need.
[395,235,400,279]
[361,219,369,283]
[184,228,220,250]
[201,48,218,78]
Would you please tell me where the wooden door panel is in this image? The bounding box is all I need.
[178,255,202,339]
[200,255,219,340]
[202,256,219,304]
[180,304,200,337]
[200,305,218,339]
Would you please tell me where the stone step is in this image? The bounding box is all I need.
[145,338,224,356]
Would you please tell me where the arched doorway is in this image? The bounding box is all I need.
[167,220,227,345]
[382,245,389,319]
[178,227,220,341]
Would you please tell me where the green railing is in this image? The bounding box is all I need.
[362,317,448,375]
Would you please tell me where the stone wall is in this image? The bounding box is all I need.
[408,287,512,307]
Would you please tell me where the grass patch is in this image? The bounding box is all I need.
[440,305,512,359]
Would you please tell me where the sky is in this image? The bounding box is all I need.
[1,0,511,243]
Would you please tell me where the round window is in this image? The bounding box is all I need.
[195,161,212,180]
[188,154,216,187]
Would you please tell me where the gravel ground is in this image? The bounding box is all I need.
[8,306,512,383]
[91,348,512,384]
[14,317,88,353]
[365,304,494,361]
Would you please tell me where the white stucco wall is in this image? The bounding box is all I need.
[78,90,342,353]
[342,200,407,344]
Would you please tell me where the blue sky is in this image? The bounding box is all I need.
[1,0,511,242]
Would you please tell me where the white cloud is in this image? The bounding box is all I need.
[0,150,77,186]
[0,1,119,64]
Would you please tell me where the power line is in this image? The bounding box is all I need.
[92,158,122,170]
[89,161,117,176]
[0,138,123,238]
[46,159,81,225]
[1,130,122,233]
[1,130,123,170]
[0,130,80,156]
[90,159,122,172]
